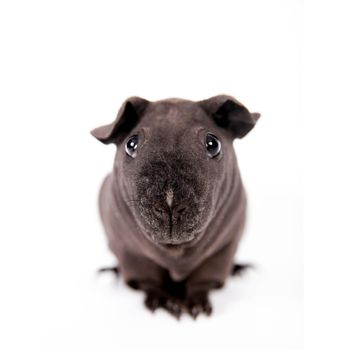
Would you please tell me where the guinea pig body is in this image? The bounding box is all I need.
[92,96,260,318]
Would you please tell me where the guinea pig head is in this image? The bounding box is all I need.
[91,96,260,247]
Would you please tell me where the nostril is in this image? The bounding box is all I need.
[154,207,163,214]
[153,205,167,218]
[176,206,187,215]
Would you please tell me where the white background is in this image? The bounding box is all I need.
[0,0,348,349]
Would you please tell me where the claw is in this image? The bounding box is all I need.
[186,293,212,318]
[98,266,120,276]
[189,305,201,319]
[203,301,212,315]
[165,299,182,319]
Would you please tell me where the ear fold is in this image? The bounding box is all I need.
[91,96,150,145]
[198,95,260,139]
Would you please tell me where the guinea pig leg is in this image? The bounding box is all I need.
[185,240,237,317]
[116,251,183,318]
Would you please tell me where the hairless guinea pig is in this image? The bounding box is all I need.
[91,95,260,319]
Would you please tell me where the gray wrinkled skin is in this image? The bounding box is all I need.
[91,95,259,318]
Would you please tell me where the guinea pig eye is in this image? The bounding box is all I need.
[125,135,138,158]
[206,133,221,158]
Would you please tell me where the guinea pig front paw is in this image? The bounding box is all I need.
[144,291,182,319]
[185,292,212,319]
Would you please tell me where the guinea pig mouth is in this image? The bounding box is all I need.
[157,234,196,246]
[147,229,202,250]
[136,202,205,247]
[141,219,198,244]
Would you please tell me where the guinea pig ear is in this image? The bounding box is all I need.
[90,96,150,145]
[198,95,260,139]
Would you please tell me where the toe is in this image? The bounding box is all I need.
[189,305,201,319]
[202,300,212,315]
[165,299,182,319]
[144,293,162,312]
[186,293,213,318]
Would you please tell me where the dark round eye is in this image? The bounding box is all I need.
[206,133,221,158]
[125,135,138,158]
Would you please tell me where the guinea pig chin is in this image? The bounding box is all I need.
[133,156,211,245]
